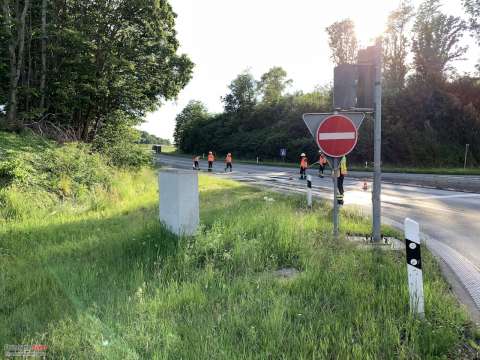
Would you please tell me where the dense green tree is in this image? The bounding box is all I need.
[0,0,193,143]
[325,19,358,65]
[258,66,292,105]
[411,0,467,81]
[173,100,209,152]
[222,71,257,113]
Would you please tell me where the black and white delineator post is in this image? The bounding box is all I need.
[306,175,312,207]
[405,218,425,318]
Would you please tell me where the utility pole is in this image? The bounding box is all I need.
[464,144,469,169]
[372,40,382,242]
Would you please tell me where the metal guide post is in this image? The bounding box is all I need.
[333,158,339,238]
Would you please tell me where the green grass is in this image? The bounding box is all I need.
[1,167,478,358]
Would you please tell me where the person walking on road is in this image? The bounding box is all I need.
[193,155,200,170]
[318,151,327,178]
[207,151,215,172]
[337,155,347,205]
[224,153,233,172]
[299,153,308,180]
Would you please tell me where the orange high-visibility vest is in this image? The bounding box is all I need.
[208,154,214,161]
[319,155,327,165]
[340,156,347,175]
[226,155,232,163]
[300,158,308,168]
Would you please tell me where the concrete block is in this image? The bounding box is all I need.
[158,168,199,236]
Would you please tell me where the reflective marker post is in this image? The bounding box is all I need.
[306,175,312,208]
[405,218,425,319]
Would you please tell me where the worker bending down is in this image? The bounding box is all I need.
[207,151,214,172]
[225,153,233,172]
[299,153,308,180]
[337,155,347,205]
[193,155,200,170]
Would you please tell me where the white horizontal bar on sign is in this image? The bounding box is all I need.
[318,132,355,140]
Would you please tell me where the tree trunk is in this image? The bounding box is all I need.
[2,0,30,130]
[40,0,47,110]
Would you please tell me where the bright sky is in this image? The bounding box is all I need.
[140,0,479,140]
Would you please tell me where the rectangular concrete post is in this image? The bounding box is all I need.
[159,168,199,236]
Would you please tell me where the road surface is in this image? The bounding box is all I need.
[157,155,480,317]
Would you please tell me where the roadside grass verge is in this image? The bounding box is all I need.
[1,173,478,358]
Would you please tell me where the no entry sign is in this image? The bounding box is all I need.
[315,114,358,157]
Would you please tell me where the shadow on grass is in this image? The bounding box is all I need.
[1,184,271,345]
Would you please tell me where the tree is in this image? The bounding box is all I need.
[258,66,292,105]
[463,0,480,71]
[383,1,414,91]
[173,100,209,151]
[2,0,30,130]
[222,71,257,113]
[0,0,193,141]
[411,0,467,81]
[325,19,358,65]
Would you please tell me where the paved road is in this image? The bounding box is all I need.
[157,155,480,314]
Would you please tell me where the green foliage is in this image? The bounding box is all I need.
[138,130,170,145]
[222,70,258,113]
[173,100,209,151]
[325,19,358,65]
[412,0,467,81]
[0,0,193,141]
[93,120,150,168]
[1,175,476,358]
[383,1,414,91]
[0,131,113,219]
[258,66,292,105]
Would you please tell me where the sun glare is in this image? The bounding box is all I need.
[348,3,395,46]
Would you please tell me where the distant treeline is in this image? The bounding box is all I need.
[174,0,480,167]
[138,131,171,145]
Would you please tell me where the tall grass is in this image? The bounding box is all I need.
[1,171,477,359]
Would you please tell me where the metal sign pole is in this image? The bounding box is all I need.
[464,144,469,169]
[372,41,382,243]
[333,157,339,238]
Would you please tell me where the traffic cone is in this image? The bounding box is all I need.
[363,180,368,191]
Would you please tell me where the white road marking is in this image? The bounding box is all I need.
[318,132,355,140]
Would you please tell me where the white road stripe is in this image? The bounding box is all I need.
[318,132,355,140]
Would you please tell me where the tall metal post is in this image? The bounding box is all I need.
[372,41,382,242]
[464,144,469,169]
[333,158,339,238]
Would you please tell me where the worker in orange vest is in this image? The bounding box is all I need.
[193,155,200,170]
[299,153,308,180]
[224,153,233,172]
[318,150,328,178]
[207,151,215,172]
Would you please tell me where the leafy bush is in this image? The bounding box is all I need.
[93,120,150,168]
[0,140,112,199]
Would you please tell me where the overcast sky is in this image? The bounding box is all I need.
[139,0,480,140]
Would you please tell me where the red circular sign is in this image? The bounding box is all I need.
[316,114,358,157]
